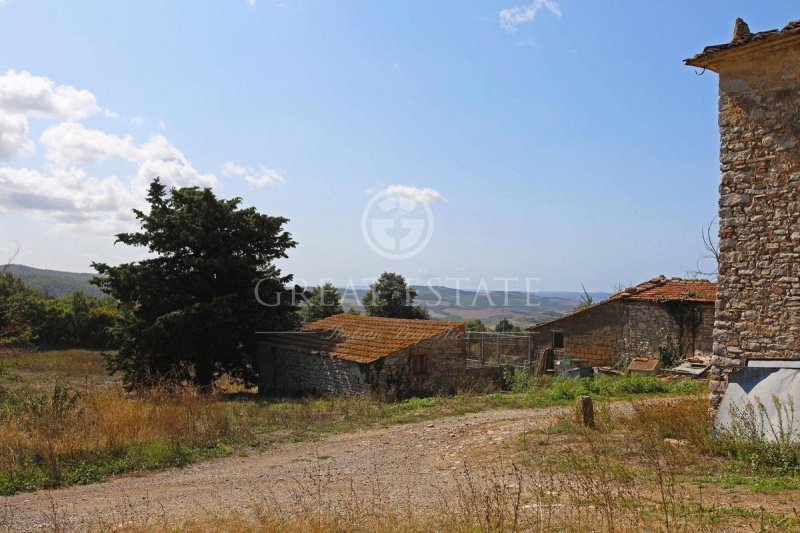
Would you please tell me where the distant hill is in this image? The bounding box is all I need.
[5,265,611,327]
[6,264,104,298]
[340,285,612,328]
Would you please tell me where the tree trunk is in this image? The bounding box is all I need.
[194,359,214,392]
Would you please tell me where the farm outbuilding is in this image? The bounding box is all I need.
[257,314,466,397]
[528,276,716,369]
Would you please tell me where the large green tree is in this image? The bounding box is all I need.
[299,283,343,323]
[362,272,429,319]
[92,178,299,390]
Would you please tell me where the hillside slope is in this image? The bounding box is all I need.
[341,285,610,328]
[6,264,104,298]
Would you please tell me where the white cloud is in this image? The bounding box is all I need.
[0,165,135,234]
[499,0,561,32]
[0,69,277,236]
[135,135,219,191]
[40,122,138,166]
[247,0,256,6]
[0,114,34,160]
[0,70,102,162]
[385,184,444,205]
[39,121,217,190]
[0,69,99,119]
[221,160,247,178]
[222,160,284,188]
[130,116,144,126]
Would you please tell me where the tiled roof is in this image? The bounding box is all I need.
[612,276,716,303]
[685,18,800,71]
[261,314,464,364]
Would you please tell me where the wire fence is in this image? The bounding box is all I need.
[465,331,537,370]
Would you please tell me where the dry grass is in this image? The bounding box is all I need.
[4,397,800,531]
[0,349,707,497]
[0,348,106,375]
[0,385,249,493]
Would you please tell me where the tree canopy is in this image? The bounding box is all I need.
[92,178,299,390]
[465,319,486,332]
[0,269,120,348]
[299,283,343,323]
[494,318,520,332]
[362,272,429,319]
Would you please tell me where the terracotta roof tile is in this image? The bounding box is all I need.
[261,314,464,364]
[612,276,716,303]
[528,276,716,331]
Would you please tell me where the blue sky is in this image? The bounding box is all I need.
[0,1,796,291]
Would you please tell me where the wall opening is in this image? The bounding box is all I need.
[553,331,565,350]
[411,354,428,375]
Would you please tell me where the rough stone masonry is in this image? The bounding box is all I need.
[686,19,800,411]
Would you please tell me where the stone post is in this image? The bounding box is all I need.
[575,395,595,428]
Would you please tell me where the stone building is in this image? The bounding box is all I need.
[686,19,800,410]
[528,276,716,368]
[258,314,465,396]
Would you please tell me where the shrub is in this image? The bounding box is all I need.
[507,372,700,402]
[658,341,683,369]
[714,395,800,474]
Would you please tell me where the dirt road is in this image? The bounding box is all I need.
[2,402,581,530]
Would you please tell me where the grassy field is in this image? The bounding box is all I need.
[0,348,705,496]
[4,349,800,531]
[11,396,800,532]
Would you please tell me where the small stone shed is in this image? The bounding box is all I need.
[528,276,716,368]
[258,314,466,396]
[686,18,800,413]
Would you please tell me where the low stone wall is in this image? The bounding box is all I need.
[463,365,510,389]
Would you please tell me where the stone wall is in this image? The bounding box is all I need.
[620,302,714,362]
[373,336,466,395]
[529,302,624,367]
[694,302,715,358]
[711,42,800,409]
[258,334,466,397]
[530,300,714,367]
[258,345,370,396]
